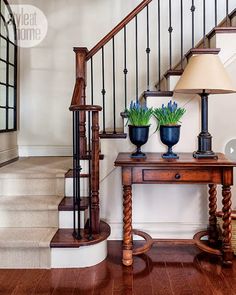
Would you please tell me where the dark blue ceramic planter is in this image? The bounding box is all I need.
[129,125,150,158]
[160,125,181,159]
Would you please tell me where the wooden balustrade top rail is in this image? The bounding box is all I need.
[69,105,102,112]
[70,105,102,112]
[70,78,84,109]
[86,0,152,61]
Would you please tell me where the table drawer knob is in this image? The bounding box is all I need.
[175,173,181,180]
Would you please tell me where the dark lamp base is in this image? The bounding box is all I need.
[193,151,218,159]
[131,151,146,159]
[162,152,179,159]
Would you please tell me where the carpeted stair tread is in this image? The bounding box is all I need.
[0,228,57,248]
[0,195,64,211]
[0,157,72,179]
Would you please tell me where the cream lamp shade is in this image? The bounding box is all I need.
[174,54,236,94]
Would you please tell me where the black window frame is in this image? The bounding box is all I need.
[0,0,17,133]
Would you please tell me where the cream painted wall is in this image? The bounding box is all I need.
[16,0,142,155]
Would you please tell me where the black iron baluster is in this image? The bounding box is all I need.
[226,0,229,26]
[168,0,173,70]
[91,57,94,105]
[101,46,106,134]
[146,4,150,91]
[76,111,81,239]
[157,0,161,91]
[124,26,128,109]
[73,111,81,240]
[215,0,217,27]
[135,15,139,102]
[72,112,76,237]
[191,0,195,48]
[203,0,206,48]
[88,111,93,240]
[112,37,116,134]
[180,0,184,70]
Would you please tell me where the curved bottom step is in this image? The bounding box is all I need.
[50,221,110,268]
[51,240,108,268]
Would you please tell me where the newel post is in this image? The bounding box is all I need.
[91,110,101,233]
[73,47,88,156]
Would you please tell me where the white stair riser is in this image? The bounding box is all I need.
[59,210,88,229]
[0,248,51,269]
[166,75,181,91]
[0,178,64,196]
[51,240,107,268]
[146,96,173,109]
[231,15,236,26]
[0,210,59,228]
[209,32,236,64]
[65,178,89,197]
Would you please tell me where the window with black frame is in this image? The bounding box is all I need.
[0,0,17,132]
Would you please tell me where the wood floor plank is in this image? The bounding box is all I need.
[221,260,236,294]
[113,268,133,294]
[73,267,95,295]
[0,242,234,295]
[146,244,173,295]
[182,262,215,295]
[150,261,173,295]
[166,262,194,295]
[92,279,114,295]
[196,253,234,295]
[52,269,80,295]
[11,269,44,295]
[0,270,26,295]
[33,269,61,295]
[132,254,153,295]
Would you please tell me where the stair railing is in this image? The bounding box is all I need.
[70,0,152,151]
[70,104,102,237]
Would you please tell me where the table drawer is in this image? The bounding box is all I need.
[142,168,221,183]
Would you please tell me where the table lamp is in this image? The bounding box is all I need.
[174,53,236,159]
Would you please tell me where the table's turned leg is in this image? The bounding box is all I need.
[222,185,233,266]
[208,184,218,244]
[123,185,133,266]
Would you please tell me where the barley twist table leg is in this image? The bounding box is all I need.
[222,185,233,266]
[123,185,133,266]
[208,184,218,245]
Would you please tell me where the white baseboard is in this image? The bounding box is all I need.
[18,145,72,157]
[108,221,208,240]
[0,148,18,164]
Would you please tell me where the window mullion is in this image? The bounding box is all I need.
[6,29,9,130]
[13,43,17,129]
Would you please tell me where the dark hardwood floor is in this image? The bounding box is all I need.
[0,241,235,295]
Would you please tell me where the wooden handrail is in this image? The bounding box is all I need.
[86,0,152,60]
[70,78,84,108]
[70,105,102,112]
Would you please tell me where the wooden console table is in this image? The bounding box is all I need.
[114,153,236,267]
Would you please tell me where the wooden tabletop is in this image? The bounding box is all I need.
[114,153,236,167]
